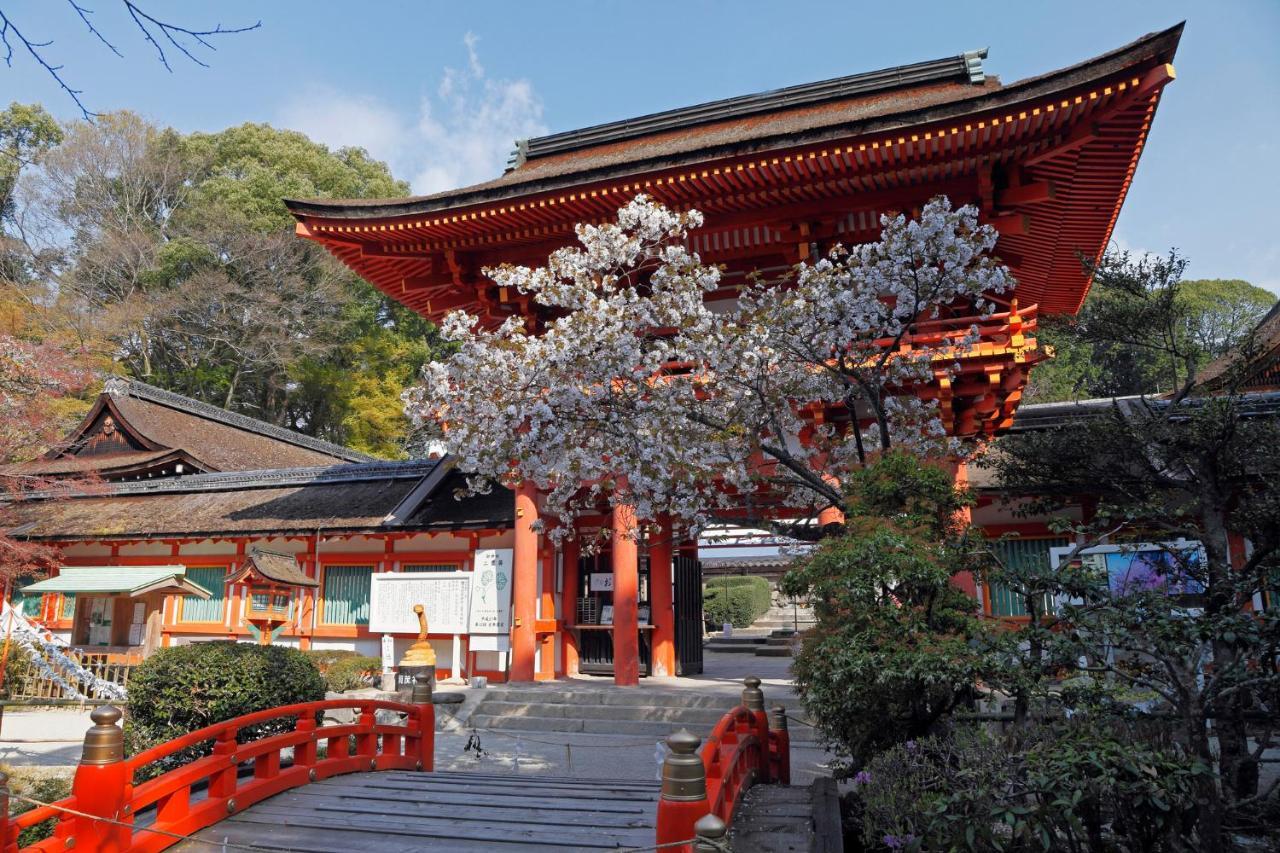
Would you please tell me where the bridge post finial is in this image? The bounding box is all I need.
[656,729,710,849]
[694,813,728,852]
[413,673,436,772]
[769,705,791,786]
[70,705,132,848]
[742,676,770,783]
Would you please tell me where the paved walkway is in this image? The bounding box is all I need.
[0,652,821,776]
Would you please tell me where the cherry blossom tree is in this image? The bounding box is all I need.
[404,195,1013,543]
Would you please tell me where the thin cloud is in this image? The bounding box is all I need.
[276,33,545,196]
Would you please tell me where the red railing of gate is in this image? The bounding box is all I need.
[1,684,435,853]
[655,676,791,852]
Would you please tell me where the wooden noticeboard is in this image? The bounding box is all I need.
[368,572,471,634]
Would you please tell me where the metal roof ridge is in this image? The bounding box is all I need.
[514,50,987,164]
[106,378,377,463]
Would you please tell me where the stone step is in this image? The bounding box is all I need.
[467,712,819,743]
[481,688,731,710]
[706,636,770,645]
[754,646,793,657]
[703,643,762,654]
[471,700,728,725]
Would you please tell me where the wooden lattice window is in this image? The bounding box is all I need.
[181,567,228,623]
[321,565,373,626]
[987,538,1069,617]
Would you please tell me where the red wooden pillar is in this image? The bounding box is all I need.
[511,482,539,682]
[649,516,676,678]
[948,460,978,598]
[561,534,581,677]
[818,474,845,526]
[537,535,556,681]
[612,503,640,686]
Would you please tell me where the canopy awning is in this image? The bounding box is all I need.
[23,566,212,599]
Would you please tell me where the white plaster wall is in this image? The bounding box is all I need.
[392,533,474,553]
[60,543,112,559]
[175,540,237,557]
[117,542,175,558]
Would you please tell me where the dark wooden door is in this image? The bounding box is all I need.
[674,555,703,676]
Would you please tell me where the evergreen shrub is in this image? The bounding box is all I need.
[124,642,325,778]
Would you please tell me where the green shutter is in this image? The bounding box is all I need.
[988,538,1068,617]
[401,564,456,573]
[182,567,228,622]
[60,593,76,619]
[322,566,373,626]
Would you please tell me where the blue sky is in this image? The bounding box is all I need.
[3,0,1278,293]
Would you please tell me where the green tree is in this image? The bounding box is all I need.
[781,452,989,772]
[0,102,62,286]
[988,251,1280,848]
[29,113,439,454]
[1026,260,1274,402]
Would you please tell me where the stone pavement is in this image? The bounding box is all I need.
[0,652,828,781]
[0,707,93,768]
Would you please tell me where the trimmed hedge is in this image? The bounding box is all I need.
[704,575,772,629]
[302,648,360,670]
[124,642,325,779]
[321,655,382,693]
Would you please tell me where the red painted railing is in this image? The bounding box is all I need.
[2,692,434,853]
[655,677,791,852]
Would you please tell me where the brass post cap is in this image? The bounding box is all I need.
[665,728,701,755]
[81,704,124,765]
[694,813,728,852]
[769,705,788,731]
[90,705,123,727]
[411,672,434,704]
[742,676,765,711]
[661,729,706,802]
[695,813,728,839]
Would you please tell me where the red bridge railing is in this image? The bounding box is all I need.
[656,676,792,852]
[0,675,436,853]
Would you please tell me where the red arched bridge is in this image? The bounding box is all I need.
[1,676,789,852]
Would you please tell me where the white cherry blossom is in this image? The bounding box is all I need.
[403,195,1013,545]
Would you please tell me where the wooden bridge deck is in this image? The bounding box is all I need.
[173,770,662,852]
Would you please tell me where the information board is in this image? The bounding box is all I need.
[368,572,471,634]
[469,549,514,634]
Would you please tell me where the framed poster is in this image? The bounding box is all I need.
[1049,539,1206,598]
[600,605,614,626]
[468,549,514,635]
[590,573,614,592]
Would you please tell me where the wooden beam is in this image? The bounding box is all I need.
[996,181,1056,207]
[990,214,1030,237]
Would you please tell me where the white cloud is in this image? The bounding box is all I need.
[275,32,545,196]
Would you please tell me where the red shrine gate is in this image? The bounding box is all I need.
[287,27,1181,685]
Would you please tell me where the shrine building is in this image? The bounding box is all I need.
[285,26,1181,684]
[4,26,1182,687]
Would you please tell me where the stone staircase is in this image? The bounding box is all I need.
[465,686,818,744]
[704,602,817,656]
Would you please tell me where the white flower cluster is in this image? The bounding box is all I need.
[403,195,1013,545]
